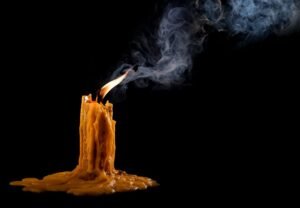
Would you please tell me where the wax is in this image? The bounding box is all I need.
[10,95,158,195]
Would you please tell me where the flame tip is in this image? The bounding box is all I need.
[99,69,130,99]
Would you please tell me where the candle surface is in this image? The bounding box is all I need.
[10,95,158,195]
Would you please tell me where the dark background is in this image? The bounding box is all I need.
[1,0,298,207]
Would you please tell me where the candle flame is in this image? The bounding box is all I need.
[100,70,130,99]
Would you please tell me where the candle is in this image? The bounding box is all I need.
[10,73,158,195]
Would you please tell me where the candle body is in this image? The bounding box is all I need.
[10,95,158,195]
[78,97,115,177]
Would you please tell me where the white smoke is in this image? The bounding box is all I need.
[226,0,298,39]
[111,0,300,91]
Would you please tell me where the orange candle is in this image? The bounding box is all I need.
[10,73,158,195]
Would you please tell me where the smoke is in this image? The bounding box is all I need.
[111,0,299,91]
[226,0,298,39]
[111,4,205,89]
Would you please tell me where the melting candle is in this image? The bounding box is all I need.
[10,73,158,195]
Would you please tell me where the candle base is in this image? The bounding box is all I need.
[10,170,158,195]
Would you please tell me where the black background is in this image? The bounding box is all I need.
[1,0,299,207]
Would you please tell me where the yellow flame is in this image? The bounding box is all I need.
[100,70,130,99]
